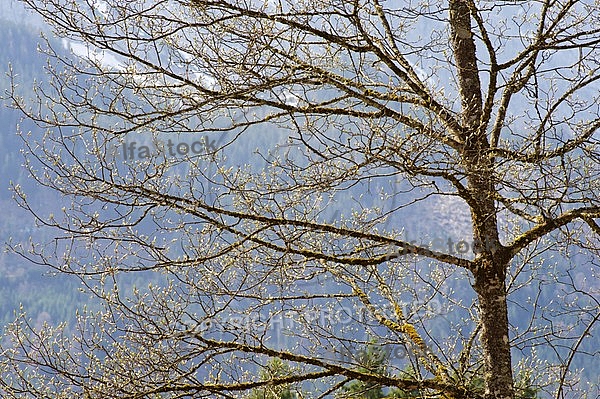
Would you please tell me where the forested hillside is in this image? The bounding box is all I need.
[0,16,83,329]
[0,2,598,398]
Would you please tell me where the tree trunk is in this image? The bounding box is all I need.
[449,1,515,398]
[473,262,514,399]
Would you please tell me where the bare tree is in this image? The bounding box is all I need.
[2,1,599,399]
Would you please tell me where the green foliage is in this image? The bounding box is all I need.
[248,358,298,399]
[456,374,540,399]
[386,367,424,399]
[513,372,541,399]
[341,340,542,399]
[340,340,388,399]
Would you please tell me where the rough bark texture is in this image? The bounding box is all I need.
[449,1,515,398]
[472,261,514,399]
